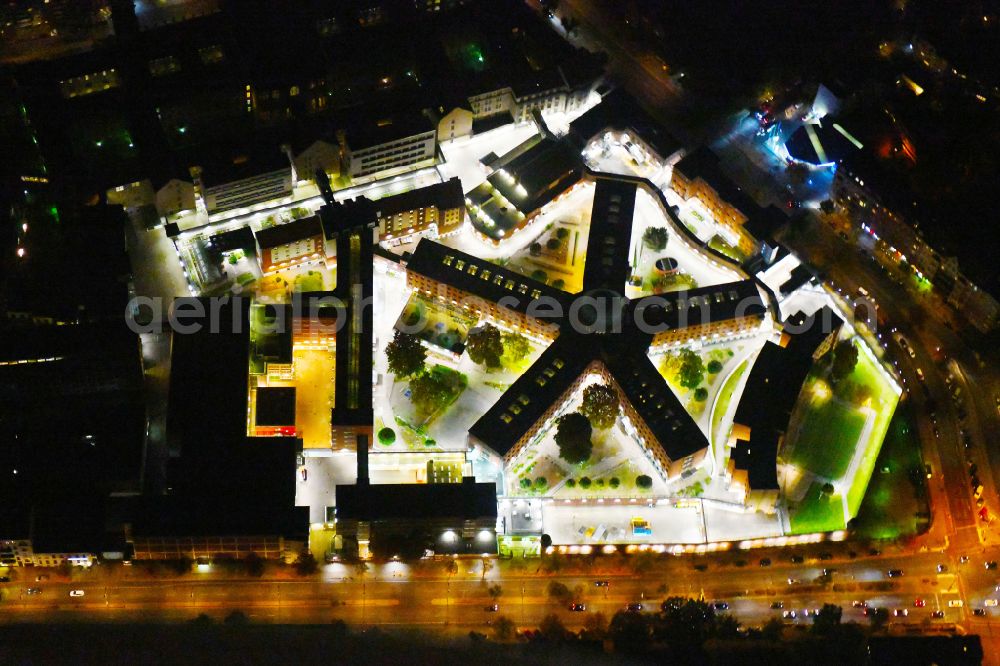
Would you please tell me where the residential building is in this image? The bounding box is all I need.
[254,215,326,273]
[293,139,342,185]
[371,177,465,242]
[670,147,764,257]
[568,89,684,167]
[343,114,437,182]
[435,105,474,143]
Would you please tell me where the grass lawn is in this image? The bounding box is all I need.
[711,358,748,446]
[788,482,846,534]
[852,410,928,539]
[294,271,325,293]
[843,342,901,516]
[789,395,866,479]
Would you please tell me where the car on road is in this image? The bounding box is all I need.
[974,608,987,617]
[960,555,969,563]
[914,598,926,608]
[69,590,85,597]
[782,610,797,619]
[852,600,868,608]
[770,601,784,609]
[787,578,801,585]
[35,575,49,582]
[931,611,945,619]
[893,609,908,617]
[933,426,941,438]
[569,603,586,612]
[26,587,41,595]
[625,603,643,612]
[712,601,730,611]
[759,558,771,567]
[0,576,10,583]
[790,555,804,564]
[915,368,925,382]
[948,600,964,608]
[887,569,904,578]
[821,568,836,576]
[937,564,948,573]
[985,599,998,608]
[985,561,998,570]
[593,580,609,587]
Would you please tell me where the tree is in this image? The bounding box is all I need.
[548,581,572,602]
[466,324,504,369]
[566,478,576,488]
[488,584,503,600]
[693,387,708,401]
[545,237,561,251]
[821,482,835,496]
[501,331,531,363]
[377,427,396,446]
[820,199,835,214]
[582,612,608,640]
[636,475,653,490]
[386,330,426,377]
[520,477,531,489]
[409,370,453,417]
[830,340,859,384]
[554,412,592,464]
[530,269,548,282]
[812,603,843,635]
[552,278,565,290]
[556,227,569,239]
[715,614,741,639]
[707,359,723,374]
[493,615,516,640]
[224,610,250,625]
[580,383,619,429]
[579,476,592,488]
[609,477,620,488]
[642,226,669,252]
[609,610,652,653]
[529,242,542,256]
[294,553,318,576]
[534,476,548,490]
[676,349,705,390]
[244,552,265,578]
[655,597,717,651]
[539,614,568,641]
[760,617,785,641]
[868,607,889,631]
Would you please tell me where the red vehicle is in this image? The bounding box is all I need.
[914,598,926,608]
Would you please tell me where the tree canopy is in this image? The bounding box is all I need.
[409,370,453,417]
[830,340,859,384]
[554,412,593,464]
[642,226,669,251]
[580,383,619,429]
[675,348,705,389]
[466,323,504,369]
[385,330,426,377]
[501,331,531,363]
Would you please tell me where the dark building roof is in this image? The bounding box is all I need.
[582,178,638,292]
[405,238,571,321]
[628,280,767,334]
[335,478,498,523]
[472,112,514,135]
[254,215,324,250]
[469,333,709,462]
[372,177,464,218]
[604,351,708,461]
[743,205,788,245]
[475,137,583,219]
[779,263,819,295]
[732,307,843,490]
[166,297,250,456]
[674,147,760,217]
[255,387,296,426]
[469,336,594,457]
[331,221,374,427]
[343,112,435,151]
[207,226,257,254]
[196,143,291,190]
[867,636,983,666]
[568,89,682,160]
[319,197,380,239]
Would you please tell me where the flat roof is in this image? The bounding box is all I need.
[255,387,296,426]
[582,177,638,292]
[336,479,497,523]
[254,215,324,250]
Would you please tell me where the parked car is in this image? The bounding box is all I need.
[26,588,42,595]
[759,558,772,567]
[887,569,904,578]
[69,590,85,598]
[782,610,797,619]
[931,611,945,619]
[626,603,643,612]
[712,601,730,611]
[569,603,586,612]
